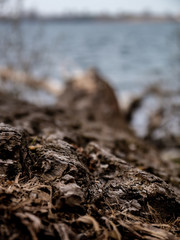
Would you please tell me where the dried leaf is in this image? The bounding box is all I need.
[76,215,100,232]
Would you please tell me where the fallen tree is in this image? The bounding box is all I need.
[0,70,180,240]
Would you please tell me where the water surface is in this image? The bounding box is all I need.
[0,21,180,96]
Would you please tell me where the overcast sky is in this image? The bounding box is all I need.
[23,0,180,15]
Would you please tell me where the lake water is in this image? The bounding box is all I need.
[0,21,180,98]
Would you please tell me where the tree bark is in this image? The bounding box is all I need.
[0,70,179,240]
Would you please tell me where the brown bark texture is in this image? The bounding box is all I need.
[0,70,180,240]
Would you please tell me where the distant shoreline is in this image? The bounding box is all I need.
[0,13,180,23]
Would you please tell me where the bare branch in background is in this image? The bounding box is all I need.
[0,0,50,78]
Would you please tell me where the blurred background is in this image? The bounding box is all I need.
[0,0,180,140]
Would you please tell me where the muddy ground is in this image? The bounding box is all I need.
[0,70,180,240]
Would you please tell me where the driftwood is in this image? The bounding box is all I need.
[0,67,61,95]
[0,70,180,240]
[126,85,180,185]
